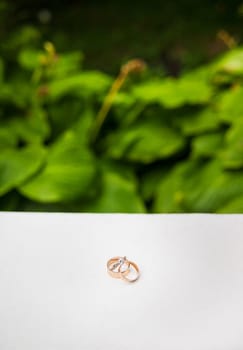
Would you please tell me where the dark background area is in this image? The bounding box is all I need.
[2,0,243,73]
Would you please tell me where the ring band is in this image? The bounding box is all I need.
[118,260,140,283]
[107,256,140,283]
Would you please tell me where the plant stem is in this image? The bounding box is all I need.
[91,71,126,142]
[91,59,146,143]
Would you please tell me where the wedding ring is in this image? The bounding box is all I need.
[118,260,140,283]
[107,256,140,283]
[107,256,130,279]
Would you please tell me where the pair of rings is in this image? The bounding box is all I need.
[107,256,140,283]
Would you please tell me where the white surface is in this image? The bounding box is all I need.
[0,213,243,350]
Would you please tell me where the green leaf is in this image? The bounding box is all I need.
[9,107,50,144]
[154,160,221,212]
[217,196,243,213]
[51,52,83,78]
[113,91,135,107]
[105,115,186,163]
[154,159,243,213]
[191,132,224,158]
[113,93,143,125]
[47,71,112,100]
[19,131,97,203]
[177,73,213,105]
[47,99,82,138]
[47,101,94,140]
[213,48,243,75]
[0,126,18,150]
[173,107,221,136]
[132,74,212,108]
[82,162,145,213]
[18,48,83,76]
[18,49,42,70]
[0,145,46,196]
[0,80,33,108]
[140,167,169,202]
[70,107,95,145]
[221,121,243,169]
[195,169,243,212]
[218,86,243,123]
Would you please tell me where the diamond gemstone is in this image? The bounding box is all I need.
[119,256,126,265]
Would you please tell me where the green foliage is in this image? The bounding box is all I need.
[82,162,145,213]
[131,74,213,108]
[2,35,243,212]
[0,126,18,149]
[19,131,97,203]
[48,71,111,100]
[218,87,243,123]
[173,106,222,136]
[0,146,46,196]
[213,48,243,75]
[105,114,186,163]
[154,160,243,213]
[9,108,50,144]
[191,132,224,158]
[221,121,243,169]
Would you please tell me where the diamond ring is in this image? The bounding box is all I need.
[107,256,140,283]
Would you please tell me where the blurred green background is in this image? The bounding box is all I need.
[1,0,243,212]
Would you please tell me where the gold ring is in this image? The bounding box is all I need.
[107,256,140,283]
[118,260,140,283]
[107,256,130,279]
